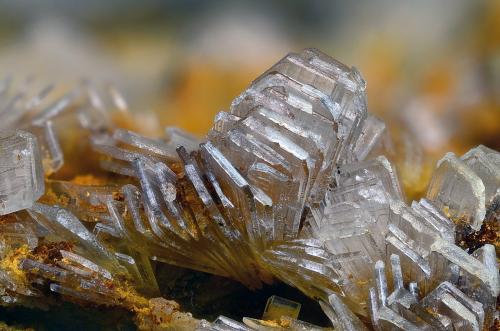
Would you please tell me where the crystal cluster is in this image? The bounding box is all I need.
[0,49,498,330]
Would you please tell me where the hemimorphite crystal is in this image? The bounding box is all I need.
[0,50,499,330]
[320,293,369,331]
[427,152,486,231]
[460,145,500,204]
[368,253,490,331]
[0,130,44,215]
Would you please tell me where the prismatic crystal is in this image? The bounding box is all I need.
[0,49,498,330]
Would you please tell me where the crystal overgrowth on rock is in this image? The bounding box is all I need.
[0,49,498,330]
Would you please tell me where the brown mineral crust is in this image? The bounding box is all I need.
[0,214,18,224]
[459,218,499,260]
[31,241,74,265]
[112,191,125,202]
[441,206,476,247]
[38,181,124,223]
[492,317,500,331]
[38,188,70,207]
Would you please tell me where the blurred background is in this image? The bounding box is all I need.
[0,1,499,329]
[0,0,498,152]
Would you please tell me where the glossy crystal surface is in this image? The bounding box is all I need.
[0,49,498,330]
[0,130,44,215]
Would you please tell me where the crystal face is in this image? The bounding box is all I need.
[0,49,499,330]
[0,130,44,215]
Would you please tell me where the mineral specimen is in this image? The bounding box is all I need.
[0,49,498,330]
[369,254,489,330]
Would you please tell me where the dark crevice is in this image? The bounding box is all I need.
[0,262,332,330]
[155,262,332,327]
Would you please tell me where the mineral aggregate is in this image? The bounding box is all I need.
[0,49,498,330]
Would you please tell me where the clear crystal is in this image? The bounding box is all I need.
[0,50,498,330]
[427,152,486,230]
[320,293,369,331]
[0,130,44,215]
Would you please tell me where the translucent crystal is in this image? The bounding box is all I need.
[367,255,488,331]
[312,201,384,304]
[386,200,439,287]
[352,114,386,161]
[460,145,500,204]
[256,48,368,164]
[305,156,405,306]
[28,202,120,270]
[0,222,38,251]
[242,316,331,330]
[0,130,44,215]
[0,50,498,330]
[28,121,64,175]
[427,152,486,230]
[425,243,498,328]
[410,198,455,244]
[369,260,425,330]
[262,295,301,321]
[327,155,404,215]
[319,293,369,331]
[165,127,201,152]
[114,128,179,160]
[420,282,484,331]
[200,316,253,331]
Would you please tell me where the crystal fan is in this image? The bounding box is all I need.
[0,49,498,330]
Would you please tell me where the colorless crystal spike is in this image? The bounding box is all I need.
[28,203,118,268]
[319,293,370,331]
[113,128,179,160]
[197,316,253,331]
